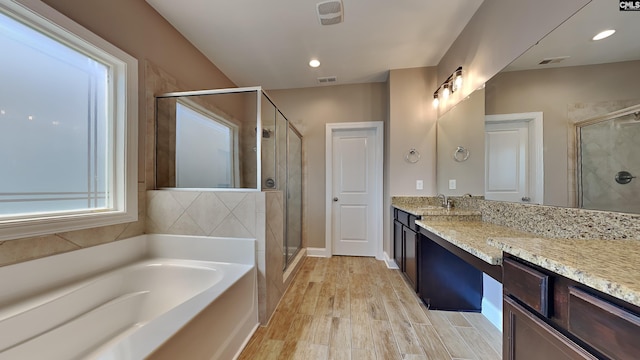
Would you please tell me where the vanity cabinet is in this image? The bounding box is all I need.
[503,296,596,360]
[393,209,419,291]
[503,256,640,360]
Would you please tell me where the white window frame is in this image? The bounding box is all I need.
[175,98,240,188]
[0,0,138,241]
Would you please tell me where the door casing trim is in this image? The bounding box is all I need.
[325,121,384,259]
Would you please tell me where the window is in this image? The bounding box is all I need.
[0,0,137,240]
[175,101,238,188]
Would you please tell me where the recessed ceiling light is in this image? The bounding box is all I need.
[592,29,615,41]
[309,59,321,68]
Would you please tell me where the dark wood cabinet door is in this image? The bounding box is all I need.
[403,227,418,291]
[393,220,403,271]
[503,296,597,360]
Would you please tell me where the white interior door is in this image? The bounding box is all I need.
[485,112,544,204]
[331,128,377,256]
[485,121,530,202]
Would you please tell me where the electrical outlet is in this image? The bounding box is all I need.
[416,180,423,190]
[449,179,457,190]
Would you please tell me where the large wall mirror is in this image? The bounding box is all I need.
[438,0,640,214]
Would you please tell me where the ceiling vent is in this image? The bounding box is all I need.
[316,1,343,26]
[317,76,337,84]
[538,56,570,65]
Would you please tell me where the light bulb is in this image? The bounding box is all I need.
[309,59,320,68]
[442,85,450,99]
[592,30,615,41]
[432,96,439,108]
[455,73,463,89]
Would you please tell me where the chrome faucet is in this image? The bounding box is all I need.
[436,193,447,207]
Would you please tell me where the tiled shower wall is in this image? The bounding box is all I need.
[579,115,640,214]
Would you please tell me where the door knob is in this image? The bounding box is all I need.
[333,197,339,202]
[521,197,531,202]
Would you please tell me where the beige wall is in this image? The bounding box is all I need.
[0,0,238,267]
[387,67,439,255]
[388,67,439,196]
[437,0,589,109]
[486,60,640,206]
[436,89,485,196]
[268,83,388,250]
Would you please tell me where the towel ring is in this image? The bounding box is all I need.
[405,148,420,163]
[453,146,470,162]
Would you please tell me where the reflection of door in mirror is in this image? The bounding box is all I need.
[485,113,543,204]
[577,105,640,214]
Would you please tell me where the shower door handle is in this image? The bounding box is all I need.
[333,197,339,202]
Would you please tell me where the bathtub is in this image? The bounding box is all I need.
[0,234,258,360]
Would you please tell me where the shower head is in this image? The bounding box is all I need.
[612,112,640,126]
[255,127,273,138]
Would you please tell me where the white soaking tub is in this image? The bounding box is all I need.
[0,234,258,360]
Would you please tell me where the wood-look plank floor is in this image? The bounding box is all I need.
[239,256,502,360]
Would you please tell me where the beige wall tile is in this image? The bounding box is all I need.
[0,236,79,267]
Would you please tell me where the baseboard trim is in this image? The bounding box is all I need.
[481,297,503,332]
[384,251,399,269]
[306,247,329,257]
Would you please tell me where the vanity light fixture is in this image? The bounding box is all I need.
[432,66,463,107]
[442,84,450,99]
[592,29,615,41]
[454,68,463,89]
[309,59,321,68]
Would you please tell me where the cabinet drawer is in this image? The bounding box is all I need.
[568,287,640,360]
[503,258,550,317]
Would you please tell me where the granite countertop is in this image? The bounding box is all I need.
[393,204,482,217]
[489,237,640,308]
[416,220,535,265]
[397,197,640,308]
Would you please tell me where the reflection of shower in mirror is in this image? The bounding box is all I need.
[612,112,640,127]
[577,104,640,214]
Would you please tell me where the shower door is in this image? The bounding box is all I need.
[286,126,303,265]
[578,108,640,213]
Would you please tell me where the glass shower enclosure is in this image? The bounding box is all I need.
[577,104,640,214]
[261,95,303,268]
[155,87,302,270]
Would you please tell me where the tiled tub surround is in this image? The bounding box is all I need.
[0,182,146,267]
[0,234,257,360]
[146,189,303,324]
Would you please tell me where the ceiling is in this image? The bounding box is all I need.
[506,0,640,71]
[145,0,484,90]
